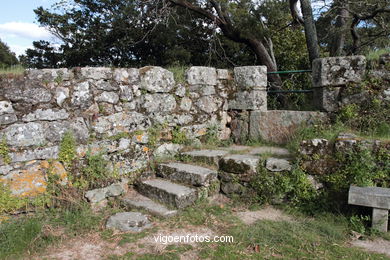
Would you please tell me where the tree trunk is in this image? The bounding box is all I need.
[300,0,320,65]
[330,0,349,56]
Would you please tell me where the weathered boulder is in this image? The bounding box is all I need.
[106,212,152,232]
[219,154,259,175]
[217,69,230,80]
[113,68,139,83]
[95,91,120,104]
[312,56,366,87]
[140,66,175,93]
[0,114,17,125]
[92,112,150,136]
[196,96,221,114]
[153,143,183,158]
[27,68,73,81]
[186,67,217,86]
[22,109,69,122]
[141,94,176,113]
[71,81,92,108]
[0,101,14,115]
[265,158,292,172]
[55,87,70,106]
[300,139,330,156]
[234,66,267,90]
[2,122,45,147]
[228,90,267,111]
[79,67,113,80]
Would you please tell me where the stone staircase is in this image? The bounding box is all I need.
[121,145,291,217]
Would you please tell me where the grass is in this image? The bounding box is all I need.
[366,48,390,61]
[0,65,25,76]
[167,66,188,84]
[1,198,389,259]
[0,203,104,259]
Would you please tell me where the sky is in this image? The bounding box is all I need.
[0,0,59,57]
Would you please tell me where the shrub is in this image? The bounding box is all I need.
[58,132,77,168]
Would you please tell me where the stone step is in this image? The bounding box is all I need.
[157,162,218,187]
[121,189,177,217]
[248,146,291,157]
[219,154,260,174]
[136,178,197,209]
[181,149,229,167]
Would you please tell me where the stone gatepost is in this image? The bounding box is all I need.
[312,56,366,112]
[228,66,267,142]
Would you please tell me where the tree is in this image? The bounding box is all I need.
[316,0,390,56]
[19,40,62,69]
[0,39,18,67]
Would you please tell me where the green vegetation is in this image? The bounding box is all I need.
[0,183,28,215]
[0,203,102,259]
[72,150,112,190]
[0,65,25,76]
[167,66,188,84]
[172,126,190,145]
[0,136,11,164]
[58,131,77,168]
[250,161,316,206]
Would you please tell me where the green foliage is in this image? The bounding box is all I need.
[147,123,168,147]
[0,204,102,259]
[0,183,27,214]
[334,74,390,138]
[0,39,18,68]
[167,66,188,84]
[349,215,371,234]
[250,161,317,206]
[58,132,77,168]
[172,126,189,145]
[74,150,111,190]
[0,136,11,164]
[203,124,220,146]
[0,65,25,76]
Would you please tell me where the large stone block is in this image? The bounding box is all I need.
[348,186,390,210]
[228,90,267,111]
[234,66,267,90]
[186,67,217,86]
[0,114,17,125]
[2,122,46,147]
[140,66,175,93]
[92,112,150,136]
[141,94,176,113]
[27,68,74,81]
[22,108,69,122]
[249,110,328,144]
[71,81,92,108]
[0,101,14,115]
[79,67,113,80]
[113,68,139,83]
[4,85,52,105]
[312,56,366,87]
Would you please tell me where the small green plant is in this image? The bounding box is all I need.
[58,131,77,168]
[172,126,189,145]
[349,215,370,234]
[203,124,220,146]
[0,183,27,214]
[337,104,359,123]
[54,73,63,84]
[72,150,111,190]
[250,161,316,206]
[167,65,188,84]
[0,136,11,164]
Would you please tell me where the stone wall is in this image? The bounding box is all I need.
[0,66,235,196]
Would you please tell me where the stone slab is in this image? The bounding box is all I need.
[157,162,218,187]
[372,208,388,232]
[249,110,328,144]
[312,55,366,87]
[219,154,259,174]
[348,186,390,210]
[137,178,197,209]
[181,150,229,167]
[106,212,152,232]
[121,189,177,217]
[265,158,292,172]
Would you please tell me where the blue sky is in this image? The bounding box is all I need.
[0,0,59,57]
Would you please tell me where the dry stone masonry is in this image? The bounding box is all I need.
[0,66,235,196]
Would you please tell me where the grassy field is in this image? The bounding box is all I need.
[1,198,389,260]
[0,65,25,76]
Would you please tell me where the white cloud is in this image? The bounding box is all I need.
[8,44,33,57]
[0,22,53,40]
